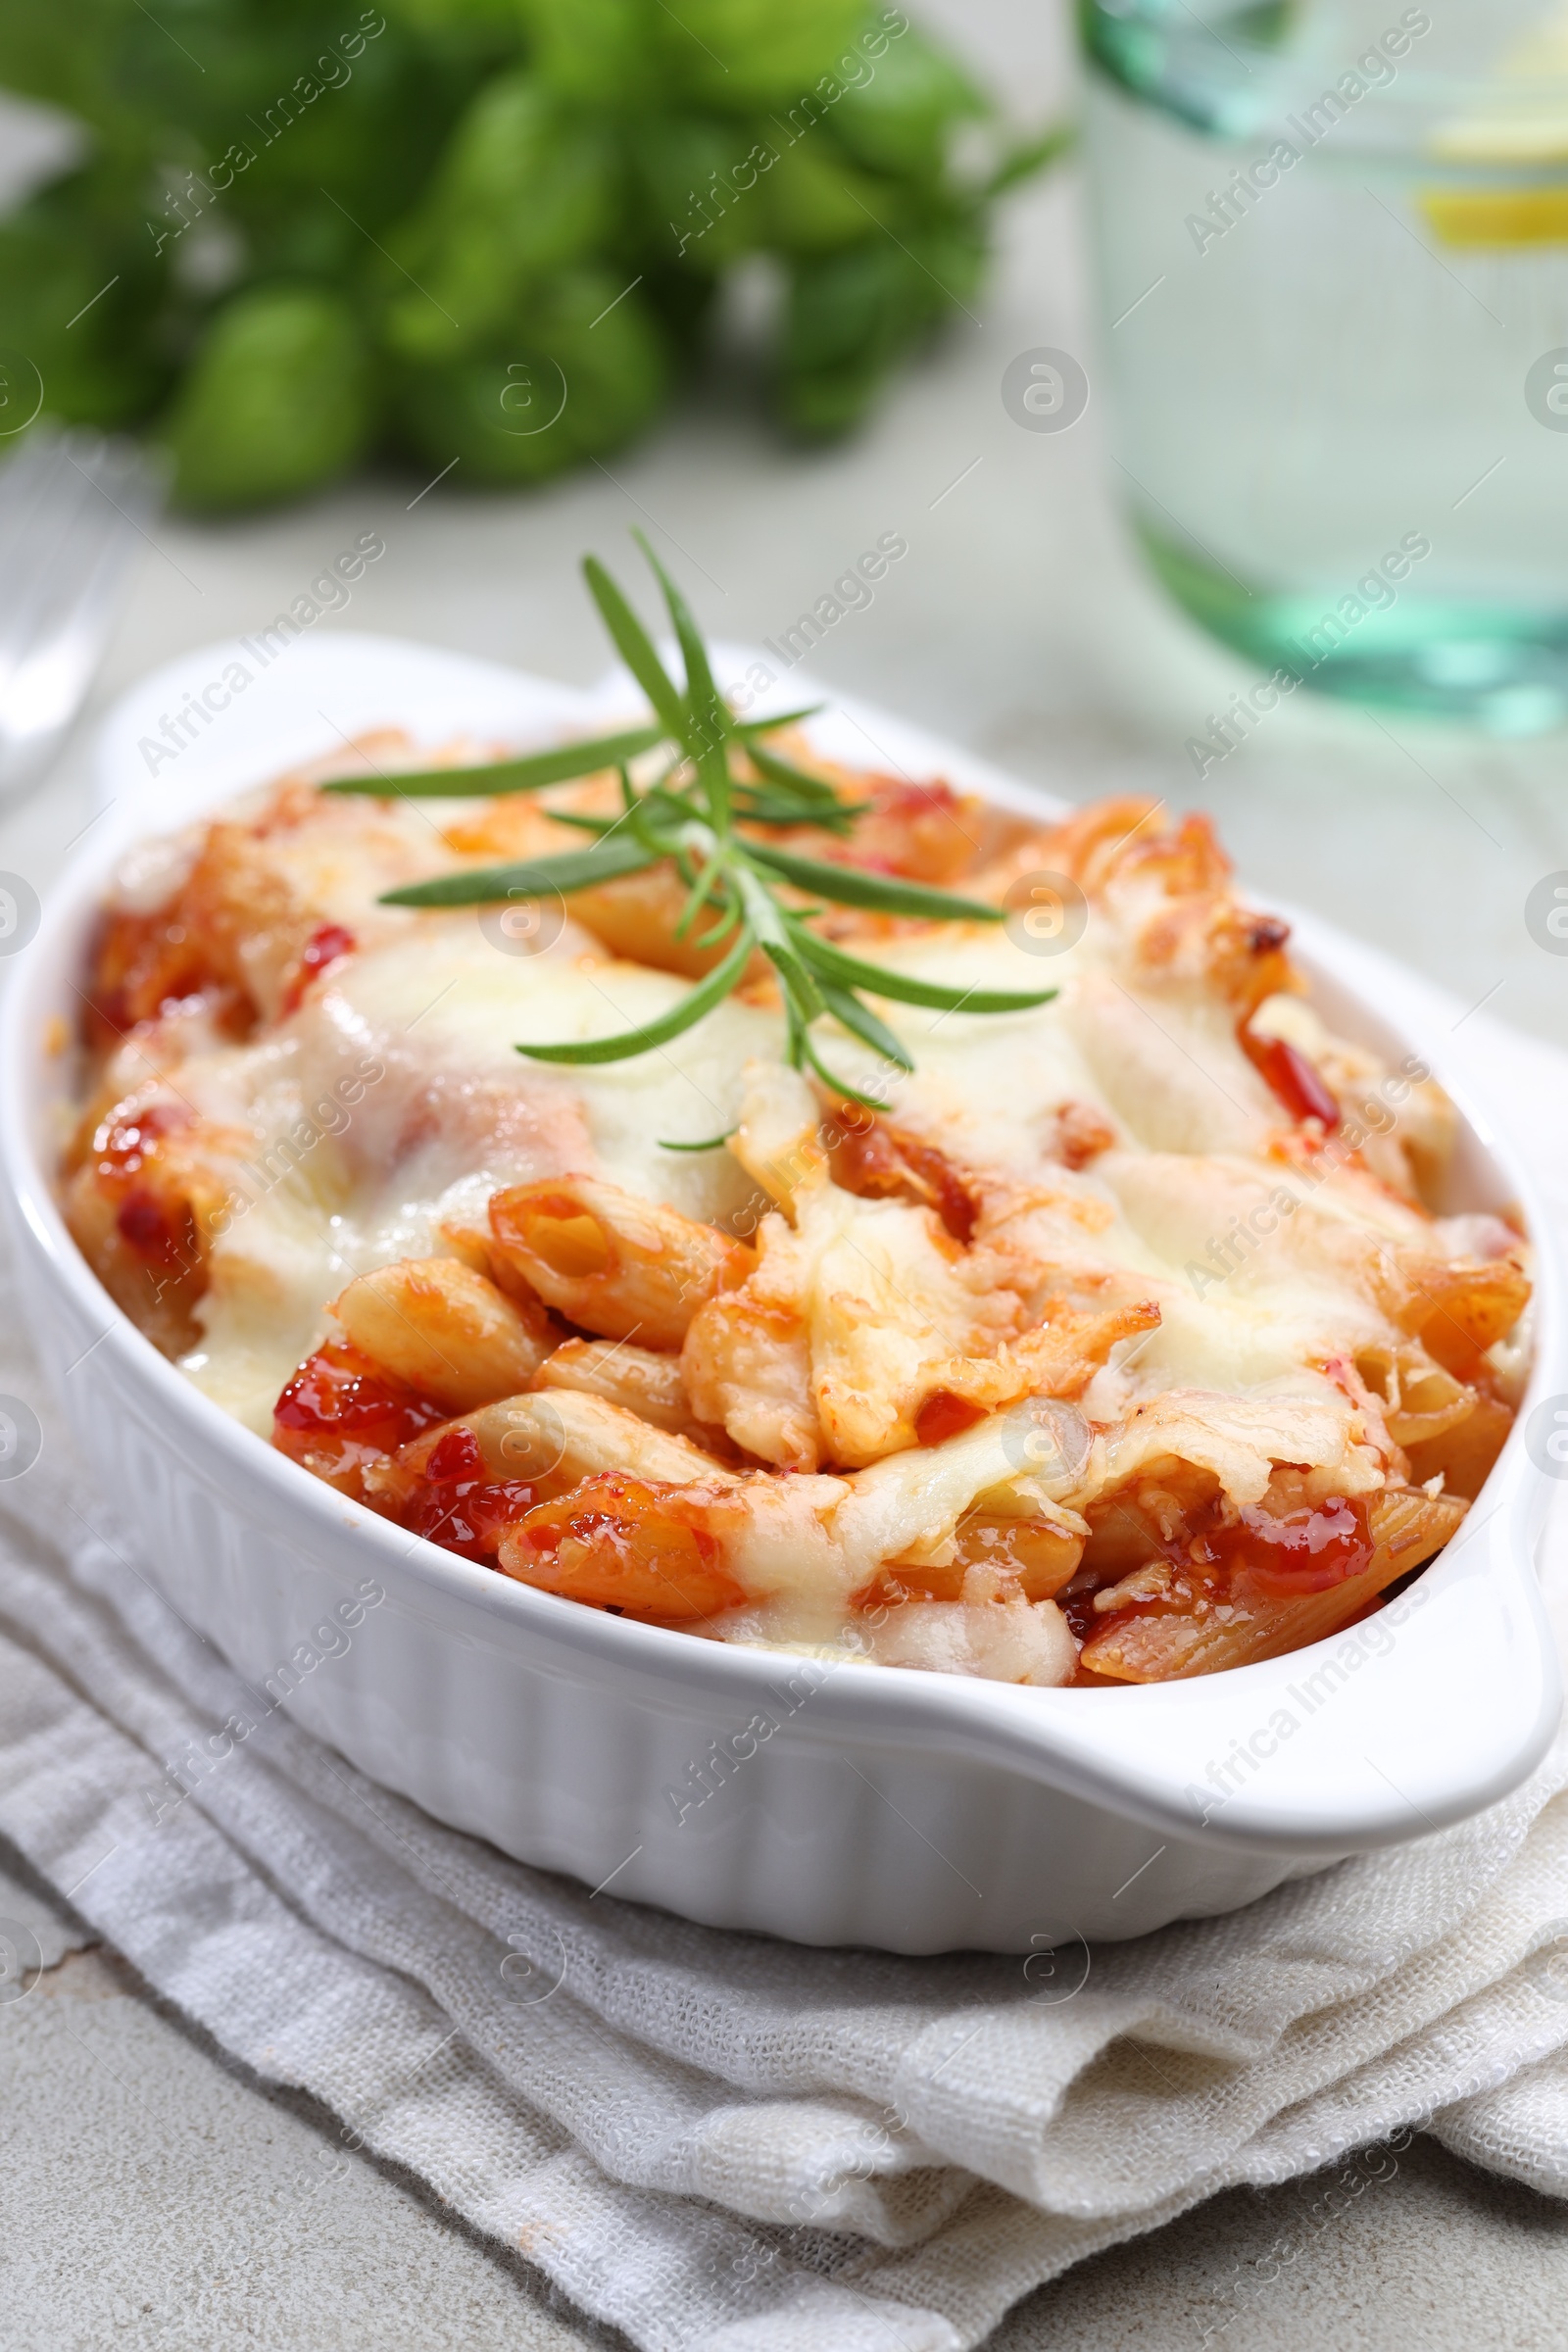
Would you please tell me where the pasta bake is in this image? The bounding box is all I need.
[61,726,1529,1689]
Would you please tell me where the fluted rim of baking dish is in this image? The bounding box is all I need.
[2,628,1559,1858]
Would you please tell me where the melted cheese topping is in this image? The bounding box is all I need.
[65,753,1525,1687]
[173,917,777,1424]
[158,905,1419,1435]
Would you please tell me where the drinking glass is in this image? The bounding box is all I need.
[1081,0,1568,731]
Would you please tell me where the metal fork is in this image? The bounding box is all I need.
[0,424,169,802]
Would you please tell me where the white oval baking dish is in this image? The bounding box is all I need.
[2,629,1560,1954]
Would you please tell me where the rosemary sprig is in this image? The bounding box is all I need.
[657,1126,739,1152]
[324,724,667,800]
[361,534,1056,1101]
[381,834,659,907]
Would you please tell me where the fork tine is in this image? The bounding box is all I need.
[0,438,152,659]
[0,425,171,801]
[0,439,105,669]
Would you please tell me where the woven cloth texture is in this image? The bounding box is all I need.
[3,996,1567,2351]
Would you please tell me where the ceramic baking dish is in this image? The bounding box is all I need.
[2,629,1560,1953]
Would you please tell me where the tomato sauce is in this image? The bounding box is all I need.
[914,1390,987,1446]
[1212,1496,1372,1598]
[282,922,356,1015]
[498,1474,745,1619]
[84,907,215,1044]
[1240,1026,1342,1131]
[93,1103,198,1268]
[387,1425,540,1562]
[95,1100,191,1178]
[825,1105,979,1244]
[116,1189,183,1259]
[272,1341,447,1488]
[1075,1493,1374,1645]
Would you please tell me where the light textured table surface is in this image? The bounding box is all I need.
[2,2,1566,2342]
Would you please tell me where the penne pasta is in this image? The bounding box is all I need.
[488,1176,754,1350]
[1352,1339,1476,1450]
[327,1256,553,1414]
[567,862,768,983]
[348,1382,722,1559]
[392,1386,735,1492]
[855,1507,1085,1608]
[1406,1255,1532,1371]
[64,1090,267,1355]
[434,1216,563,1319]
[69,746,1524,1687]
[1079,1490,1465,1681]
[1403,1394,1514,1501]
[533,1336,713,1444]
[497,1477,749,1619]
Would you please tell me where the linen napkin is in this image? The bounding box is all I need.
[3,990,1568,2352]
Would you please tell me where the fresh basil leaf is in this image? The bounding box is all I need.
[984,119,1075,202]
[379,834,660,907]
[166,286,373,512]
[748,841,1005,921]
[515,923,755,1063]
[828,25,987,178]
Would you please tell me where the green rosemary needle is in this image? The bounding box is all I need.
[344,533,1055,1104]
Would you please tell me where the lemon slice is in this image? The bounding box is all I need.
[1421,186,1568,243]
[1422,5,1568,246]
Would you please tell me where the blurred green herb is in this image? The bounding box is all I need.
[346,532,1055,1099]
[0,0,1068,508]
